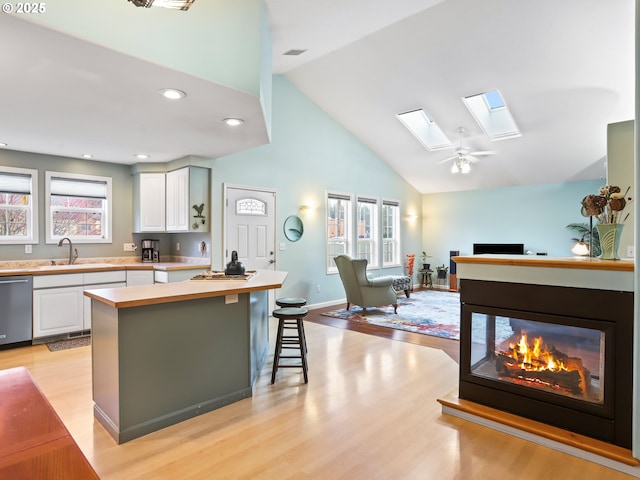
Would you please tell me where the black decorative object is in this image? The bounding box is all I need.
[224,250,245,276]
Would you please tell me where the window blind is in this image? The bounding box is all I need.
[50,177,108,199]
[0,172,32,195]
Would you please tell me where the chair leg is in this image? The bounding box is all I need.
[297,319,308,383]
[346,302,351,311]
[271,318,285,384]
[404,289,410,298]
[392,303,397,314]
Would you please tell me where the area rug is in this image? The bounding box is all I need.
[321,289,462,340]
[46,336,91,352]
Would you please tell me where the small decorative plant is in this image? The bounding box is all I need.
[436,264,448,279]
[421,251,431,270]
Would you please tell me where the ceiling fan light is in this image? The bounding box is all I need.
[461,162,471,174]
[451,162,459,174]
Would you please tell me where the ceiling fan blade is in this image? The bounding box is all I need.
[469,150,495,156]
[466,155,481,163]
[437,156,457,164]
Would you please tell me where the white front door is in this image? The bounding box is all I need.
[224,185,277,272]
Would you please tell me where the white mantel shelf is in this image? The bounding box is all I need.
[453,254,634,292]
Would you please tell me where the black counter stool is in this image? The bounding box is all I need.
[275,297,308,352]
[271,307,309,384]
[275,297,307,308]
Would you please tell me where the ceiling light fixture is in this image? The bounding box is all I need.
[128,0,196,10]
[223,118,244,127]
[451,158,472,174]
[81,154,93,159]
[135,154,149,160]
[159,88,186,100]
[0,143,7,147]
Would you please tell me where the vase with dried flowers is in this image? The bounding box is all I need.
[581,185,632,260]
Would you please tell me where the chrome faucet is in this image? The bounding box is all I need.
[57,237,78,265]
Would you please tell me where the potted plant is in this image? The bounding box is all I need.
[421,251,432,271]
[436,264,448,279]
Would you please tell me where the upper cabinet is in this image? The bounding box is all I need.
[133,173,166,232]
[133,167,210,233]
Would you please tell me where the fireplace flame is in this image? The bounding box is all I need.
[497,331,588,395]
[512,333,567,372]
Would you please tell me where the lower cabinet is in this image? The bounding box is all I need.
[83,282,126,330]
[33,271,127,339]
[126,270,154,286]
[33,286,84,338]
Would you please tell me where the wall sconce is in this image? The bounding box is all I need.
[300,204,315,214]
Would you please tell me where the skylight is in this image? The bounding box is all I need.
[396,109,452,151]
[463,89,521,141]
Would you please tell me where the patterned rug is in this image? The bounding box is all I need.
[321,289,461,340]
[46,336,91,352]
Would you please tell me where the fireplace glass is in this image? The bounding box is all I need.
[470,313,605,405]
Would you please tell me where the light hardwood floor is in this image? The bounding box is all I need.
[0,310,635,479]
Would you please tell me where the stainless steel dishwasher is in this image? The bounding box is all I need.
[0,275,32,348]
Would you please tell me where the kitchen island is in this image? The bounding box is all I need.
[85,269,287,444]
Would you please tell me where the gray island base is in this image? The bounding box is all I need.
[86,270,287,444]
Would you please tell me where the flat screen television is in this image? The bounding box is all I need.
[473,243,524,255]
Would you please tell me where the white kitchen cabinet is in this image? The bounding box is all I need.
[33,271,126,338]
[126,270,154,286]
[166,167,209,233]
[154,268,204,284]
[33,285,84,338]
[83,281,126,330]
[133,173,166,232]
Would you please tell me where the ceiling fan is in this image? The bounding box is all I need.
[438,127,495,174]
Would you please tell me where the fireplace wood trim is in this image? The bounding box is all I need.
[438,392,640,467]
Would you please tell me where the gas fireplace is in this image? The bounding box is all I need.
[459,279,633,448]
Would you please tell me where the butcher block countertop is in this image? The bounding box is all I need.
[453,254,634,272]
[0,261,210,276]
[85,269,287,309]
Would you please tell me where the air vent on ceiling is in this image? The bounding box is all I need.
[283,49,308,56]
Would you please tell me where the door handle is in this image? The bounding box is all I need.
[269,259,275,264]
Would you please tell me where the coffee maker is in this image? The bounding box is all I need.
[141,239,159,263]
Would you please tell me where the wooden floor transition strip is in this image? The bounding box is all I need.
[438,392,640,467]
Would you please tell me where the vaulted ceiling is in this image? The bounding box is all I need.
[0,0,634,194]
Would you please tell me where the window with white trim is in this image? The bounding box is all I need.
[326,192,352,273]
[356,196,378,268]
[46,171,112,244]
[0,166,38,244]
[382,199,401,267]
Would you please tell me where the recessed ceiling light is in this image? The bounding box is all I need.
[0,143,7,147]
[135,154,149,160]
[81,154,93,159]
[159,88,186,100]
[223,118,244,127]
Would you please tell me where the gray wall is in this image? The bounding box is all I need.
[0,150,136,262]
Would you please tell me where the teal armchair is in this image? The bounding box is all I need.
[334,255,398,313]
